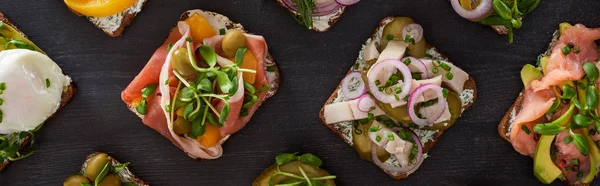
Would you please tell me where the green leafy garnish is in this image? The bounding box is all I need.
[291,0,316,29]
[94,162,111,186]
[112,162,130,173]
[569,129,590,156]
[298,153,323,167]
[45,78,50,88]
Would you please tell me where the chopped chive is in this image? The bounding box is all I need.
[167,43,173,51]
[562,46,571,55]
[573,46,580,54]
[442,88,449,98]
[386,34,394,40]
[572,158,579,166]
[521,125,531,135]
[374,80,381,86]
[577,171,583,178]
[165,79,169,85]
[266,66,277,72]
[0,109,3,123]
[404,58,412,65]
[45,78,50,88]
[0,82,6,90]
[387,133,394,141]
[185,37,193,42]
[219,28,226,35]
[0,98,3,105]
[446,72,454,80]
[368,113,374,121]
[369,125,381,132]
[369,106,376,111]
[395,87,402,94]
[412,72,422,80]
[375,135,381,142]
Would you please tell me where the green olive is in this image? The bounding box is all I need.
[221,30,247,57]
[173,116,192,135]
[85,153,112,182]
[379,17,427,58]
[98,174,122,186]
[352,120,390,161]
[172,48,196,79]
[63,175,91,186]
[252,161,335,186]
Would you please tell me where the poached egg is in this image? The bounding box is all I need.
[0,49,70,134]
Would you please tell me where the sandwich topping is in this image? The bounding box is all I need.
[253,152,336,186]
[279,0,359,31]
[0,21,71,164]
[506,23,600,185]
[121,10,277,160]
[322,17,475,176]
[450,0,540,43]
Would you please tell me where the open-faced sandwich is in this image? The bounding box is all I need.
[121,10,280,160]
[499,23,600,185]
[253,152,336,186]
[319,16,477,179]
[64,0,148,37]
[63,152,147,186]
[450,0,540,43]
[275,0,360,32]
[0,12,75,171]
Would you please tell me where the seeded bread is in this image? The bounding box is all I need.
[124,9,281,160]
[80,152,148,186]
[318,16,477,180]
[0,12,77,172]
[68,0,148,37]
[275,0,346,32]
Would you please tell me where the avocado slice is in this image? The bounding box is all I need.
[533,135,562,184]
[521,64,543,87]
[559,22,573,35]
[540,56,550,75]
[0,22,44,53]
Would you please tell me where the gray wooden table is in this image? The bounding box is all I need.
[1,0,600,185]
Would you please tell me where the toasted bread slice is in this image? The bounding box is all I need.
[318,16,477,180]
[124,9,280,160]
[0,12,77,172]
[68,0,148,37]
[80,152,148,186]
[497,30,598,186]
[275,0,346,32]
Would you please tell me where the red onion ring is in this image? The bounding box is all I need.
[336,0,360,6]
[357,95,376,112]
[283,0,342,16]
[342,71,366,100]
[407,84,447,126]
[371,127,423,173]
[450,0,493,21]
[367,59,412,104]
[403,57,428,79]
[401,24,423,44]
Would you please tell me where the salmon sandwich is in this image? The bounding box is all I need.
[121,10,280,160]
[499,23,600,185]
[320,16,477,180]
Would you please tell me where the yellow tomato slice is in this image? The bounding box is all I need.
[64,0,137,17]
[197,124,222,148]
[185,13,217,42]
[240,51,258,84]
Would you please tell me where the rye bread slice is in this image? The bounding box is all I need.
[68,0,148,37]
[0,12,77,172]
[275,0,346,32]
[496,30,597,186]
[318,16,477,180]
[80,152,148,186]
[124,9,281,160]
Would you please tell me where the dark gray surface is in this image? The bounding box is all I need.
[1,0,600,185]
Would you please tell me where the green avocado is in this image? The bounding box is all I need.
[520,64,543,87]
[0,22,44,53]
[533,135,562,184]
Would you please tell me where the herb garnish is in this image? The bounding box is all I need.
[45,78,50,88]
[291,0,316,29]
[270,153,335,185]
[479,0,540,43]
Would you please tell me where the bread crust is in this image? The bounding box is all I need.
[68,0,148,37]
[81,152,148,186]
[0,12,77,172]
[318,16,477,180]
[124,10,281,160]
